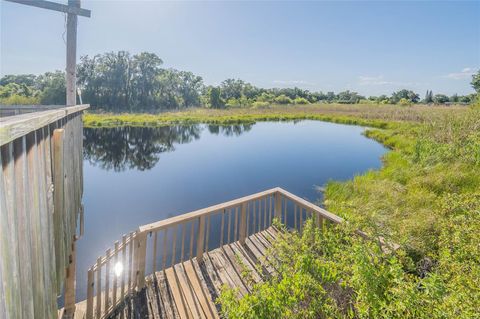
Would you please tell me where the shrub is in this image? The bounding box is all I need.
[0,94,40,105]
[398,98,411,106]
[274,94,293,105]
[294,97,309,104]
[251,101,270,109]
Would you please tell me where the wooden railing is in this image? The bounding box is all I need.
[0,104,89,319]
[85,187,344,319]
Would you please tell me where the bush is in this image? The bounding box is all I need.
[294,97,309,104]
[398,98,411,106]
[225,98,241,108]
[0,94,40,105]
[274,94,293,105]
[251,101,270,108]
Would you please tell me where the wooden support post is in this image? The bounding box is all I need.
[274,192,282,220]
[134,232,147,290]
[53,129,65,291]
[239,203,247,245]
[66,0,79,106]
[196,216,206,262]
[63,237,77,318]
[85,268,94,319]
[95,257,102,319]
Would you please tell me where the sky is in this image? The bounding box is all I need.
[1,0,479,96]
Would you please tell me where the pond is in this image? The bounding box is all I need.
[75,120,387,301]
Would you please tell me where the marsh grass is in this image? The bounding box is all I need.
[83,103,468,128]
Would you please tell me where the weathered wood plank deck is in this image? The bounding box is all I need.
[106,229,278,319]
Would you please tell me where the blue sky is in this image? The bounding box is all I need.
[1,0,479,96]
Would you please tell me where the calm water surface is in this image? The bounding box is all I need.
[76,120,387,300]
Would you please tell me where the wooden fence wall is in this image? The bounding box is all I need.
[0,105,89,319]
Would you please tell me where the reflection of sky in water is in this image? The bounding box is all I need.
[76,120,387,301]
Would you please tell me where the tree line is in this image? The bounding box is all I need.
[1,51,478,110]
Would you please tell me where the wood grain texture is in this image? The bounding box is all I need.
[0,104,89,146]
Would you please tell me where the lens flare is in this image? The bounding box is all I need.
[114,262,123,277]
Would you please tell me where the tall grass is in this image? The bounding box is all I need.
[217,106,479,318]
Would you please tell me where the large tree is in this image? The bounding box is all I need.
[472,70,480,94]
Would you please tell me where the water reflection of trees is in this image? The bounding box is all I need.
[83,126,201,171]
[207,124,252,136]
[83,124,253,171]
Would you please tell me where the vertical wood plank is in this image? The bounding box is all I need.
[135,233,147,289]
[257,199,260,231]
[0,144,22,319]
[86,268,94,319]
[152,231,158,273]
[112,241,119,306]
[64,238,76,317]
[239,202,247,245]
[43,126,57,308]
[253,201,256,234]
[300,207,303,233]
[0,142,22,318]
[294,205,298,230]
[27,132,44,318]
[128,232,134,293]
[180,223,185,262]
[53,129,65,291]
[275,192,282,220]
[121,234,127,299]
[234,207,239,241]
[189,222,194,260]
[263,197,267,230]
[246,202,250,236]
[104,249,111,313]
[95,258,102,319]
[227,208,232,244]
[162,229,168,270]
[196,216,206,262]
[171,227,177,266]
[269,195,272,226]
[220,210,225,246]
[204,215,210,253]
[14,136,35,318]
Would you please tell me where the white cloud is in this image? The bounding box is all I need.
[444,67,476,80]
[358,75,426,87]
[272,80,315,86]
[358,75,391,86]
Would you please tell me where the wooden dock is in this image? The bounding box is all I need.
[78,187,344,319]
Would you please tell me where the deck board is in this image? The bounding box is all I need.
[106,228,278,319]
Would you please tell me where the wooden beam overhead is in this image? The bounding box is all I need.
[4,0,91,17]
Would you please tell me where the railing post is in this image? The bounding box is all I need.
[53,129,65,290]
[196,216,206,262]
[239,203,247,244]
[134,231,147,290]
[63,237,77,318]
[85,268,94,319]
[274,192,282,220]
